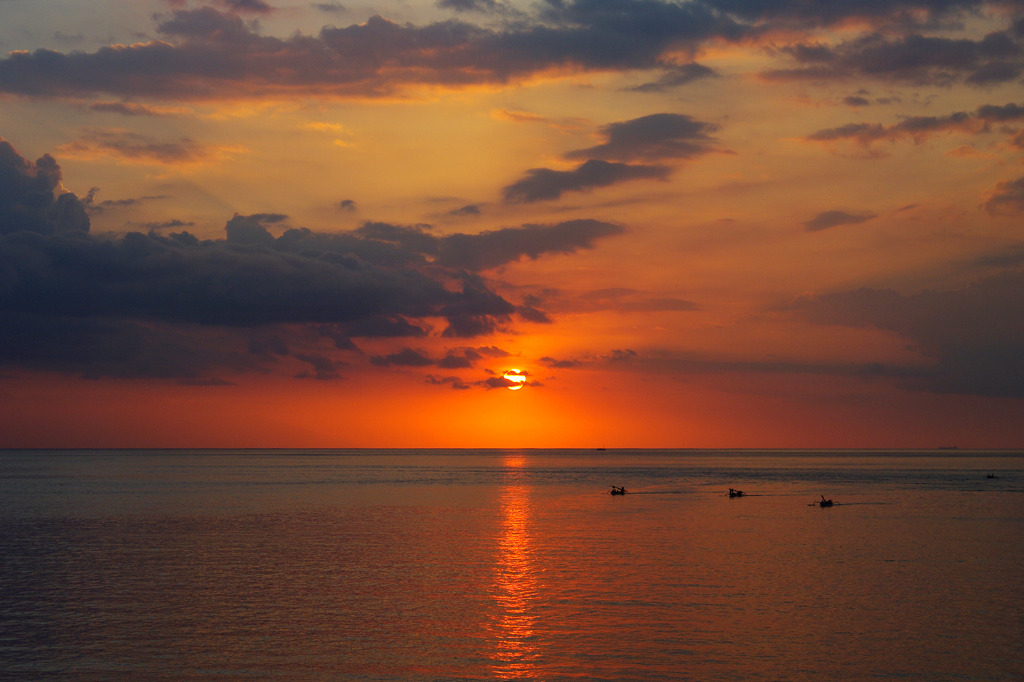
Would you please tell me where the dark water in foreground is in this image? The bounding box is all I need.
[1,449,1022,680]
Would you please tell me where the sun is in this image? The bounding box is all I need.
[503,369,527,390]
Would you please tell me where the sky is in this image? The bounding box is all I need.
[1,0,1024,448]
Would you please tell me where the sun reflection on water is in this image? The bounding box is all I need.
[490,455,540,678]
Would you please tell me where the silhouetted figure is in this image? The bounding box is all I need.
[729,488,744,497]
[818,495,834,507]
[610,485,626,495]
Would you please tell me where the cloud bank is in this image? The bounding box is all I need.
[0,138,624,380]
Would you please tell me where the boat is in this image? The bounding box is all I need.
[818,495,834,507]
[609,485,627,495]
[728,488,744,498]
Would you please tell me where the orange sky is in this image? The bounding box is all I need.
[2,0,1024,448]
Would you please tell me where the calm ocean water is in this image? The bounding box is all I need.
[1,449,1022,681]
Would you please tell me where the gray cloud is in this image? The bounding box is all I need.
[628,62,717,92]
[503,159,669,202]
[795,271,1024,397]
[59,129,227,164]
[765,30,1024,86]
[804,210,876,231]
[807,102,1024,147]
[0,2,1017,102]
[425,374,471,389]
[370,348,435,367]
[984,176,1024,215]
[0,140,632,378]
[0,138,90,236]
[566,113,719,162]
[357,218,626,270]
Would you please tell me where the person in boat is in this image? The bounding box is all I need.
[610,485,626,495]
[729,488,744,497]
[819,495,834,507]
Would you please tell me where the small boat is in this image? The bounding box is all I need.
[609,485,627,495]
[728,488,744,498]
[818,495,834,507]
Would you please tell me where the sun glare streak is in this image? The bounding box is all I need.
[489,454,539,678]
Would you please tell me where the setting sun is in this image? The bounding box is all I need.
[503,370,528,391]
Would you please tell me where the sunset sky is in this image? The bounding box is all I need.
[2,0,1024,448]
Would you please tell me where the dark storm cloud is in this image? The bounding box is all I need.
[565,113,719,162]
[795,271,1024,397]
[804,210,876,232]
[503,159,670,202]
[764,29,1024,86]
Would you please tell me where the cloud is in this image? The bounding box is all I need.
[0,140,634,378]
[565,113,719,162]
[294,352,344,380]
[795,271,1024,397]
[806,102,1024,148]
[804,210,877,231]
[370,348,434,367]
[88,102,190,117]
[0,2,1016,102]
[629,63,717,92]
[313,2,346,13]
[83,192,172,215]
[0,4,742,101]
[0,138,90,235]
[448,204,481,217]
[356,218,626,270]
[425,374,471,389]
[503,159,669,202]
[142,219,196,230]
[57,129,243,165]
[983,176,1024,215]
[436,219,626,269]
[764,30,1024,86]
[220,0,275,13]
[710,0,994,28]
[540,356,582,368]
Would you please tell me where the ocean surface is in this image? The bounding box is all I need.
[1,449,1022,681]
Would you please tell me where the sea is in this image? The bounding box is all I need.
[1,449,1022,681]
